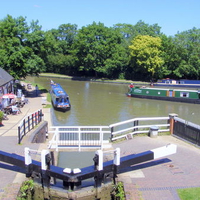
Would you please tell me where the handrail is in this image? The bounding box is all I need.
[48,126,111,151]
[109,117,169,128]
[110,116,170,141]
[18,109,43,144]
[48,117,171,150]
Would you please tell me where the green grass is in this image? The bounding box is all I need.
[39,73,149,85]
[177,187,200,200]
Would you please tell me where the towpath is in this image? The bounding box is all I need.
[0,84,51,200]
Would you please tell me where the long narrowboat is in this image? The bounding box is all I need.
[49,81,71,111]
[154,79,200,88]
[127,85,200,104]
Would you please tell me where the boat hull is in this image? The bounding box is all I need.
[52,102,71,112]
[127,93,200,104]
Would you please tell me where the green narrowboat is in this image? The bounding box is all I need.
[127,86,200,104]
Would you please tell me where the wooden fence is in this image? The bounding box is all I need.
[18,109,43,144]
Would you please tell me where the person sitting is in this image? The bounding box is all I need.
[10,98,16,105]
[11,105,20,115]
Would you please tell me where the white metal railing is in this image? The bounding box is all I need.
[48,126,111,151]
[110,117,170,141]
[48,117,170,150]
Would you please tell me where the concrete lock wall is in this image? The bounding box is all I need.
[28,121,48,143]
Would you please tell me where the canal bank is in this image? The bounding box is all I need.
[39,73,150,86]
[0,83,52,200]
[1,78,200,199]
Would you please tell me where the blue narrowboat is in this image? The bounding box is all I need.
[154,79,200,88]
[49,81,71,111]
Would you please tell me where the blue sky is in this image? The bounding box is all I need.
[1,0,200,36]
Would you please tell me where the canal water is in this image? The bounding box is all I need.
[27,76,200,186]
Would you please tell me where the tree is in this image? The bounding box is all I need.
[129,35,164,79]
[44,25,78,75]
[73,22,128,78]
[171,28,200,79]
[0,15,45,79]
[114,21,162,42]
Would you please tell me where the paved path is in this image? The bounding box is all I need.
[114,136,200,200]
[0,86,51,200]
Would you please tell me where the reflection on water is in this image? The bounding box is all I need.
[28,77,200,176]
[31,76,200,125]
[58,151,95,187]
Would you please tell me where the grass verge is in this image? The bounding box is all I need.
[177,187,200,200]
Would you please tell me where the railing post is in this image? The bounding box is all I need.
[133,120,138,131]
[32,113,34,129]
[93,150,103,188]
[36,111,38,125]
[38,109,41,122]
[18,126,21,144]
[28,116,30,132]
[110,126,114,141]
[169,113,178,135]
[56,128,59,152]
[23,119,26,135]
[100,127,103,150]
[113,148,120,184]
[78,127,81,151]
[41,149,51,187]
[24,147,32,177]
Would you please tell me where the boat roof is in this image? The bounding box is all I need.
[51,83,69,97]
[136,86,199,93]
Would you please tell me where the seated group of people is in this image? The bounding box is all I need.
[11,105,21,115]
[0,95,28,115]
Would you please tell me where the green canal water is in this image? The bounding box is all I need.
[30,76,200,125]
[27,76,200,187]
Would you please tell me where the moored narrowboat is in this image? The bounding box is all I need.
[154,79,200,88]
[127,85,200,104]
[49,80,71,111]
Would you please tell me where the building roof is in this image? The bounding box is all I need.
[0,68,14,86]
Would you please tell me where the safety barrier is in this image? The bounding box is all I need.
[173,116,200,146]
[48,117,171,150]
[110,116,170,141]
[18,109,43,144]
[0,144,176,191]
[48,126,111,151]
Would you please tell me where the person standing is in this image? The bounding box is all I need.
[35,85,39,96]
[128,83,134,92]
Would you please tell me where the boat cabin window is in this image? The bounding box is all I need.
[180,92,189,98]
[57,97,69,103]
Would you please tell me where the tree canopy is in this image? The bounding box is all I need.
[129,35,164,79]
[0,15,200,81]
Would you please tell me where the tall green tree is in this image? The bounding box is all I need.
[159,35,178,79]
[73,22,128,78]
[45,24,78,75]
[172,28,200,79]
[129,35,164,80]
[0,15,45,79]
[114,21,162,42]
